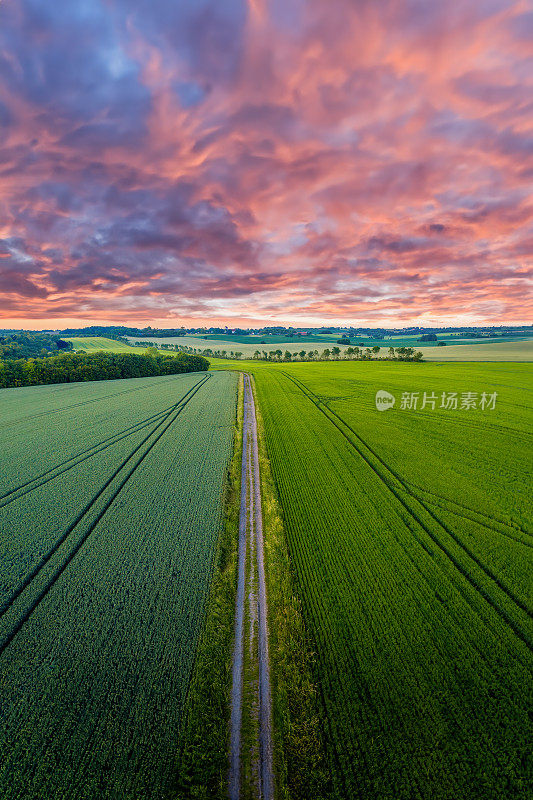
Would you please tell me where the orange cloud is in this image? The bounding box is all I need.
[0,0,531,327]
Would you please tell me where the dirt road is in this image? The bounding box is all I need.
[229,374,274,800]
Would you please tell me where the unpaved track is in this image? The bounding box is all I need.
[229,374,274,800]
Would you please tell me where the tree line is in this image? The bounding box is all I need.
[0,332,73,360]
[137,342,424,362]
[58,325,190,339]
[0,351,208,389]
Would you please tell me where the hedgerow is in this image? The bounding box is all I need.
[0,350,208,388]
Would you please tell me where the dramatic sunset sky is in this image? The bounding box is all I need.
[0,0,531,328]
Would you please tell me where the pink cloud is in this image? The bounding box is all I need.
[0,0,531,327]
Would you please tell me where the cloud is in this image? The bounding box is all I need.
[0,0,530,326]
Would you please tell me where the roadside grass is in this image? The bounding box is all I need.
[174,374,244,800]
[250,375,333,800]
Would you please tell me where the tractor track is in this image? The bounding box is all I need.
[403,482,532,542]
[0,374,210,655]
[420,496,532,548]
[0,401,182,507]
[281,371,532,650]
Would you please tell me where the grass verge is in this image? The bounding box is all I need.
[174,373,244,799]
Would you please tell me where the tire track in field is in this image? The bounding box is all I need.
[0,374,210,653]
[229,374,274,800]
[279,373,533,745]
[0,373,192,430]
[0,401,181,506]
[282,372,532,650]
[316,395,531,539]
[403,482,532,543]
[322,395,533,619]
[418,495,532,548]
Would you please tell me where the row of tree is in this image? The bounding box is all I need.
[59,325,190,339]
[135,342,423,362]
[0,351,208,389]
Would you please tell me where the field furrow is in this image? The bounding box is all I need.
[0,375,210,609]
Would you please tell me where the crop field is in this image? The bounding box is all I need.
[382,333,532,348]
[423,339,533,361]
[214,358,532,799]
[0,371,238,799]
[64,335,140,352]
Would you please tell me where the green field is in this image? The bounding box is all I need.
[385,333,532,348]
[1,349,531,799]
[129,334,289,357]
[213,358,533,799]
[423,340,533,361]
[64,336,140,352]
[0,371,238,799]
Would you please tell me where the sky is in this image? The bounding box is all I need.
[0,0,531,329]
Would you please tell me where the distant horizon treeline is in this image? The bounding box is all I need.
[2,324,530,339]
[0,351,208,389]
[58,325,190,339]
